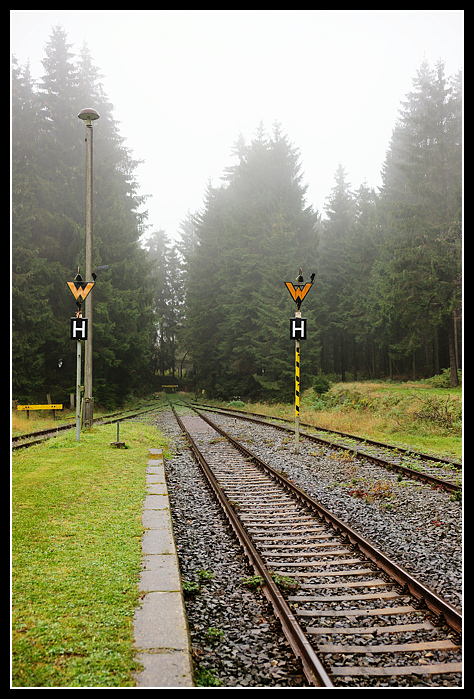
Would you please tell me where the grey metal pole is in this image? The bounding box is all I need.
[76,338,82,441]
[84,118,94,427]
[78,108,99,428]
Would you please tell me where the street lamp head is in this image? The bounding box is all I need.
[78,108,100,124]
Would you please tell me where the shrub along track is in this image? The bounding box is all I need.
[171,403,462,688]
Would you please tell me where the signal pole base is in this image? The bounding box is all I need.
[83,397,94,428]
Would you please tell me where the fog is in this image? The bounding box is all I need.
[11,10,463,242]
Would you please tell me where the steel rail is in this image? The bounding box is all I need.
[191,405,462,636]
[12,403,164,450]
[192,403,461,494]
[171,405,334,688]
[190,401,461,468]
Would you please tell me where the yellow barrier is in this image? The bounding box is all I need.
[17,405,63,411]
[16,404,63,419]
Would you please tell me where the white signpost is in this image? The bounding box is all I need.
[67,271,94,441]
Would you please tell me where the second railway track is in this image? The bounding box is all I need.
[171,403,462,688]
[189,402,461,496]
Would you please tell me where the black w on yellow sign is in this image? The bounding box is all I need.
[284,282,313,308]
[67,280,95,302]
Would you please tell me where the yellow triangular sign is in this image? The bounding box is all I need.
[67,281,95,302]
[284,282,313,304]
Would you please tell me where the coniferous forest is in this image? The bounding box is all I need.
[12,26,462,406]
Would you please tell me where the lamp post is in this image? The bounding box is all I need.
[78,108,100,427]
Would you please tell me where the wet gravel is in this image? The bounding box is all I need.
[160,419,308,687]
[152,408,462,688]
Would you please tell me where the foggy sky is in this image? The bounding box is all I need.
[11,10,463,243]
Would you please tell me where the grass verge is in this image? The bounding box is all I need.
[11,397,168,438]
[219,380,462,461]
[11,420,170,687]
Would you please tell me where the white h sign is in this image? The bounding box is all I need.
[70,317,88,340]
[290,317,307,340]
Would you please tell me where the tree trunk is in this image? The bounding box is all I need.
[447,313,459,387]
[433,329,440,376]
[340,334,346,382]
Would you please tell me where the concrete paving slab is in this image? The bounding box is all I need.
[141,527,175,555]
[134,651,193,688]
[146,472,165,485]
[146,482,168,495]
[133,448,194,688]
[139,554,181,592]
[134,591,190,649]
[143,493,169,510]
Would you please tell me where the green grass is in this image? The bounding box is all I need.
[11,420,170,688]
[200,379,462,462]
[11,397,168,437]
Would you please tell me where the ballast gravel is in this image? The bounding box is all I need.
[150,408,462,688]
[157,417,308,687]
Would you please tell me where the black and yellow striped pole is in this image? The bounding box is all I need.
[295,312,301,453]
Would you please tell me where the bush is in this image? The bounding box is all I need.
[413,394,462,431]
[423,368,462,388]
[226,400,246,409]
[308,394,329,411]
[312,373,332,395]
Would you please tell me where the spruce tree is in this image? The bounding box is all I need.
[378,60,462,384]
[12,26,155,403]
[12,59,56,397]
[145,229,184,379]
[183,123,319,399]
[318,164,356,379]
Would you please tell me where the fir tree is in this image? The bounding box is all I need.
[378,60,462,384]
[318,164,356,379]
[12,25,155,403]
[183,123,319,399]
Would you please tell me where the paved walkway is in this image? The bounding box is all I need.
[133,448,194,687]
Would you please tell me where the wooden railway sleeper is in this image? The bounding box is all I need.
[172,404,462,685]
[188,405,462,636]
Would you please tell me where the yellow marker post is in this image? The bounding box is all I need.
[295,315,301,453]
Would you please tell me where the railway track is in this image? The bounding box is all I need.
[11,402,164,450]
[188,402,461,496]
[171,403,462,688]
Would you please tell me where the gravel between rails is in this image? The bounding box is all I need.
[155,411,309,687]
[151,409,462,688]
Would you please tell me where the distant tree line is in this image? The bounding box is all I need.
[12,26,156,406]
[179,59,462,397]
[12,26,462,406]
